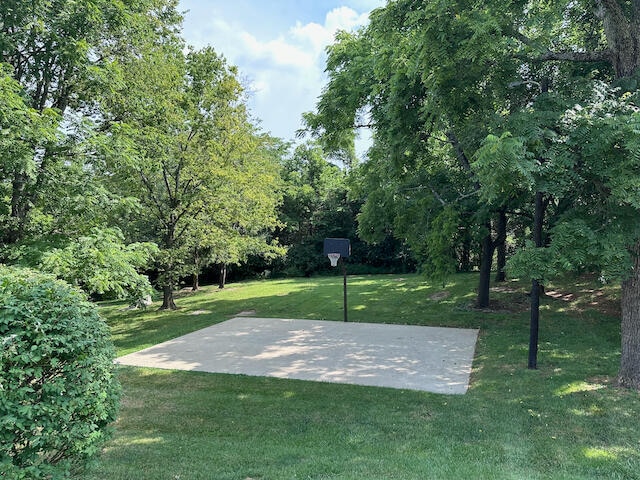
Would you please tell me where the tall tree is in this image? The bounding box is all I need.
[276,142,351,275]
[448,0,640,384]
[0,0,182,249]
[307,2,524,305]
[493,0,640,387]
[0,66,59,257]
[313,0,640,387]
[106,45,281,308]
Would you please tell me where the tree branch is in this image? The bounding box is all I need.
[533,49,612,63]
[138,170,169,227]
[445,131,472,172]
[454,189,480,204]
[429,186,446,206]
[509,25,612,65]
[161,160,174,203]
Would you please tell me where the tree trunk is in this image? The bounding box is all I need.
[611,1,640,389]
[598,1,640,388]
[6,171,29,244]
[161,284,177,310]
[159,220,178,310]
[620,244,640,389]
[495,209,507,283]
[476,226,494,308]
[192,247,200,291]
[596,0,640,78]
[218,264,227,289]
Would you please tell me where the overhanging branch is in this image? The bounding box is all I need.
[510,25,612,65]
[533,49,612,63]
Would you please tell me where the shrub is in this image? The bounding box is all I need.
[40,226,157,302]
[0,266,121,479]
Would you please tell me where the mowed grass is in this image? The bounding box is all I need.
[81,273,640,479]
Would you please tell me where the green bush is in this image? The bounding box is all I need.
[0,266,121,479]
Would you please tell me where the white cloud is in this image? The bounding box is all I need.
[325,6,370,33]
[237,6,374,139]
[291,21,331,53]
[180,2,384,145]
[291,7,369,54]
[240,32,315,68]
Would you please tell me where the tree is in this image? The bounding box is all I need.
[39,227,157,301]
[0,65,59,255]
[307,2,524,305]
[273,141,404,276]
[312,0,640,386]
[184,135,285,290]
[274,142,344,276]
[442,0,640,383]
[479,0,640,386]
[0,0,182,250]
[106,45,282,308]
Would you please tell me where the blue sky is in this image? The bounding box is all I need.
[178,1,385,149]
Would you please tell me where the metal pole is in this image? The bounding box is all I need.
[342,259,347,322]
[528,278,540,369]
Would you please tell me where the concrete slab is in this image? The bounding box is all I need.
[116,318,479,394]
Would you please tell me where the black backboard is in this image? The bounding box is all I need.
[323,238,351,258]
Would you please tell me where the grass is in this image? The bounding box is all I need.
[80,273,640,479]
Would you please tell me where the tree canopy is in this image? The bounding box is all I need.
[0,0,284,308]
[308,0,640,388]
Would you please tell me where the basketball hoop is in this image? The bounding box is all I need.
[323,238,350,322]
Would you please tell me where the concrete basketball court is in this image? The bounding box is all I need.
[116,317,479,394]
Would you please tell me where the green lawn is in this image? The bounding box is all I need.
[81,273,639,479]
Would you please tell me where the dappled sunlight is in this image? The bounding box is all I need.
[554,381,605,397]
[106,435,165,451]
[583,447,618,460]
[123,436,164,446]
[569,405,605,417]
[547,350,576,360]
[543,280,621,317]
[127,366,175,378]
[581,446,638,461]
[116,317,478,394]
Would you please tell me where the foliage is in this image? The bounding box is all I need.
[272,141,411,277]
[0,0,183,250]
[306,0,533,304]
[473,81,640,285]
[0,64,60,252]
[275,142,350,276]
[39,227,158,301]
[0,266,120,479]
[307,0,640,383]
[103,43,282,306]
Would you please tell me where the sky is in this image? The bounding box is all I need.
[177,0,385,152]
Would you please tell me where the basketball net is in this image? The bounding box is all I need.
[328,252,341,267]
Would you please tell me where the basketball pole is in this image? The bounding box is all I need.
[341,258,348,322]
